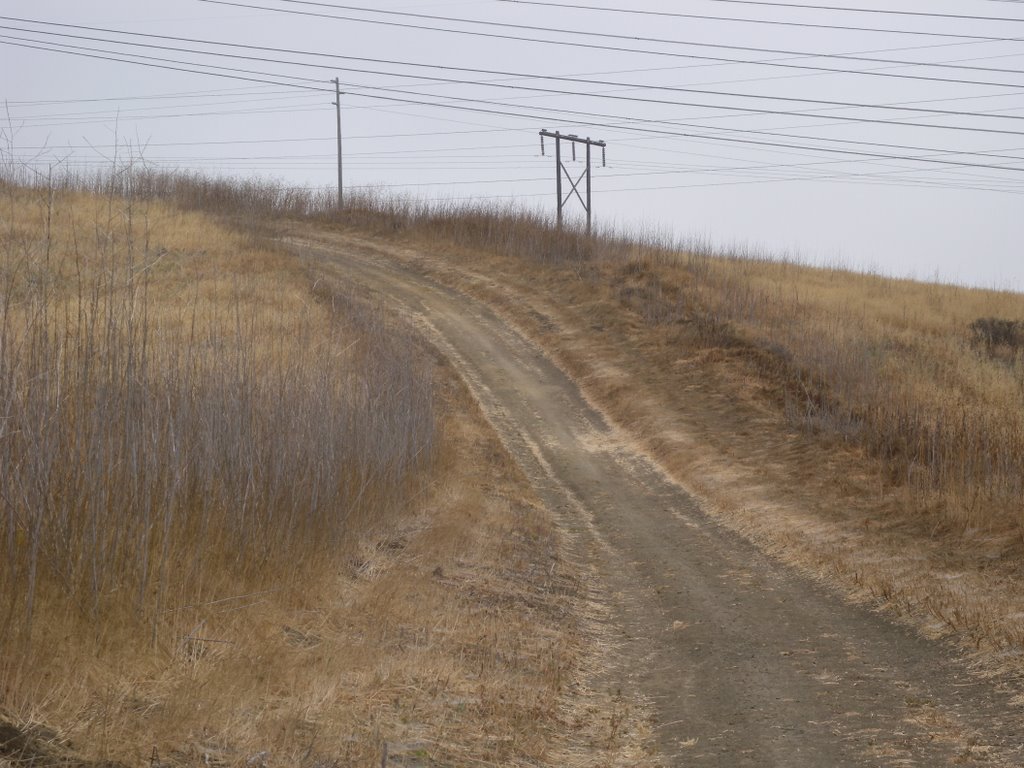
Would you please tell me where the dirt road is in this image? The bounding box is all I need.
[294,232,1023,766]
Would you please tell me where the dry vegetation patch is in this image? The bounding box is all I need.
[293,209,1024,677]
[0,180,650,766]
[9,166,1017,760]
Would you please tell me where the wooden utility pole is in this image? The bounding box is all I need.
[539,129,606,232]
[333,77,343,209]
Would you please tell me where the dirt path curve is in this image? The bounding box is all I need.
[293,233,1023,767]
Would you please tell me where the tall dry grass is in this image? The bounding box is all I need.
[303,188,1024,532]
[0,168,437,726]
[7,156,1018,758]
[41,162,1017,530]
[1,161,661,767]
[670,252,1024,525]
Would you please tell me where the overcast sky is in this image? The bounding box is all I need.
[2,0,1023,290]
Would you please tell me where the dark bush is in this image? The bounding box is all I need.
[969,317,1024,351]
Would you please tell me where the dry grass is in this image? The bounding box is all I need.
[0,169,657,766]
[678,252,1024,524]
[287,204,1024,673]
[9,160,1021,759]
[3,365,611,767]
[70,170,1024,669]
[290,197,1024,531]
[0,176,433,761]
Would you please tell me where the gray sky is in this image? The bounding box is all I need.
[2,0,1023,290]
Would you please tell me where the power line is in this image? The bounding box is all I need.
[196,2,1024,89]
[6,24,1024,141]
[336,85,1024,174]
[8,13,1024,159]
[8,25,1024,173]
[8,22,1024,126]
[6,27,1015,140]
[6,92,323,122]
[6,130,526,151]
[16,128,1024,196]
[241,0,1024,56]
[0,37,330,93]
[10,33,1024,178]
[10,21,1024,180]
[697,0,1024,23]
[11,14,1024,96]
[494,0,1024,41]
[14,153,1019,196]
[210,154,1024,197]
[18,136,1024,179]
[2,85,298,107]
[6,8,1023,219]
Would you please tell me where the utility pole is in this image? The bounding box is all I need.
[333,77,343,210]
[539,129,606,232]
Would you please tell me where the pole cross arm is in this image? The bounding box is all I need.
[539,129,606,150]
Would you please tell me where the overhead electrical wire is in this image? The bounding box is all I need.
[3,85,300,107]
[10,13,1024,95]
[13,140,1021,197]
[8,21,1024,170]
[5,48,1020,187]
[194,1,1024,89]
[7,8,1024,200]
[598,173,1024,197]
[322,87,1024,174]
[7,21,1024,157]
[6,21,1024,129]
[254,148,1024,197]
[11,153,1018,197]
[2,38,1015,143]
[28,157,1024,196]
[4,10,1019,196]
[226,0,1024,66]
[7,33,1024,179]
[12,128,1024,173]
[493,0,1024,42]
[695,0,1024,23]
[16,140,1021,193]
[0,36,330,93]
[7,106,329,130]
[8,92,323,122]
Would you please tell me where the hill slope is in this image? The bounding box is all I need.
[0,183,648,766]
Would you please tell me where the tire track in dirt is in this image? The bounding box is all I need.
[293,234,1023,767]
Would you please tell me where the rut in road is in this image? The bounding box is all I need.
[294,233,1024,767]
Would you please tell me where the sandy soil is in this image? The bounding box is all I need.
[291,231,1024,767]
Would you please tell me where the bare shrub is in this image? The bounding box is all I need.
[0,171,436,659]
[970,317,1024,353]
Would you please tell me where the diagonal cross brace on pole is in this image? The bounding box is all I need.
[562,162,589,210]
[539,129,606,232]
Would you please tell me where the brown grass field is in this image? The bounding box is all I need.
[324,198,1024,529]
[3,164,1024,764]
[300,198,1024,671]
[0,176,655,766]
